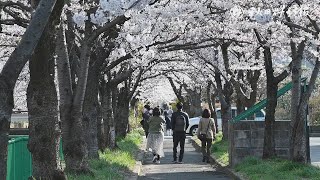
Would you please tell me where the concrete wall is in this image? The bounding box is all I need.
[229,120,291,167]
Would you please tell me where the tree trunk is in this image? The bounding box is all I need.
[56,23,90,174]
[215,72,233,140]
[97,97,105,151]
[182,98,192,117]
[185,88,202,117]
[253,29,290,159]
[262,46,278,158]
[289,40,316,163]
[291,59,320,162]
[0,89,12,179]
[83,58,100,158]
[206,81,218,132]
[0,0,58,178]
[262,81,278,158]
[26,1,65,179]
[115,87,130,137]
[102,85,116,149]
[221,102,231,140]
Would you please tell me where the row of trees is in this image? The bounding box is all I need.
[0,0,319,179]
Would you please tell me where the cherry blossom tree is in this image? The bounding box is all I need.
[26,0,66,178]
[0,0,61,178]
[283,0,320,163]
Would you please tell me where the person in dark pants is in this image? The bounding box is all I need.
[142,105,151,138]
[171,102,189,164]
[197,109,216,163]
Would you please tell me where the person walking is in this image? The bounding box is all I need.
[146,107,166,164]
[171,102,189,163]
[197,109,216,163]
[164,111,172,136]
[167,106,173,119]
[141,105,151,138]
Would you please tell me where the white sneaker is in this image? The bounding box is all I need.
[155,160,160,164]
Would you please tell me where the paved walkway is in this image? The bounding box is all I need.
[138,136,233,180]
[310,137,320,167]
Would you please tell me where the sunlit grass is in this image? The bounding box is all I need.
[211,132,229,166]
[68,130,142,180]
[206,132,320,180]
[235,156,320,180]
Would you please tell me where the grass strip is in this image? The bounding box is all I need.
[211,132,229,166]
[235,156,320,180]
[210,132,320,180]
[68,130,143,180]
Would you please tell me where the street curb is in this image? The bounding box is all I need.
[190,137,245,180]
[125,137,146,180]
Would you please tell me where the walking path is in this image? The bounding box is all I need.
[138,136,234,180]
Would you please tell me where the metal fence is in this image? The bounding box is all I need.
[7,136,64,180]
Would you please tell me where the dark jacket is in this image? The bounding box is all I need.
[142,111,151,131]
[165,116,171,129]
[171,110,189,132]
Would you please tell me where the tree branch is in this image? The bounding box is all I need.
[87,15,128,44]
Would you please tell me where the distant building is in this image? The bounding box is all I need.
[10,112,28,128]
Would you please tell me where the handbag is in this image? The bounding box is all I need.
[199,120,210,140]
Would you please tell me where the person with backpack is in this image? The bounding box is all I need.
[197,109,216,163]
[171,102,189,163]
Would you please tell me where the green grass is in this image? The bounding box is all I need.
[210,133,320,180]
[68,130,143,180]
[235,156,320,180]
[211,132,229,166]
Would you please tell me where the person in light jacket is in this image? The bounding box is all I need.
[146,107,166,164]
[197,108,216,163]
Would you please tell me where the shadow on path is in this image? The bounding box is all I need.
[138,136,234,180]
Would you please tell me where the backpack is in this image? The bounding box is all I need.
[140,119,144,126]
[174,114,186,132]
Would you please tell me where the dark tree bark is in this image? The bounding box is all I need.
[82,64,99,159]
[0,0,58,178]
[207,81,218,132]
[253,29,291,159]
[113,69,142,137]
[167,77,191,115]
[289,41,320,163]
[183,86,202,117]
[100,67,135,146]
[262,44,290,159]
[102,84,117,149]
[82,45,107,158]
[282,2,320,162]
[115,86,130,137]
[215,72,233,140]
[56,23,90,174]
[56,14,127,173]
[221,44,261,117]
[26,0,65,179]
[97,98,105,151]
